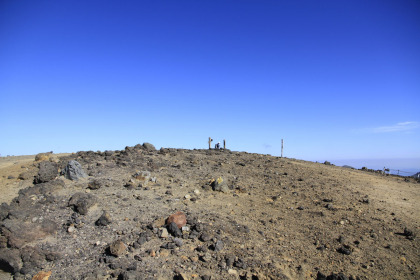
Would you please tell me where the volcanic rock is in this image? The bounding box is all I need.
[68,192,96,215]
[142,142,156,151]
[18,171,35,181]
[34,161,58,184]
[62,160,88,180]
[200,232,212,242]
[174,237,183,247]
[109,240,127,257]
[166,211,187,228]
[0,248,22,273]
[211,177,229,193]
[0,203,10,221]
[337,246,352,255]
[88,179,103,190]
[95,211,112,226]
[167,222,182,237]
[1,219,58,248]
[213,240,224,251]
[35,152,52,162]
[403,228,416,240]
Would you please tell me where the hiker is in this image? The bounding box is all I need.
[215,142,220,149]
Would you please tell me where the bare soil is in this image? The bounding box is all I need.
[0,146,418,280]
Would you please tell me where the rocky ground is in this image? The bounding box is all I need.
[0,144,419,280]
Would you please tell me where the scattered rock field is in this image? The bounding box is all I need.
[0,144,418,279]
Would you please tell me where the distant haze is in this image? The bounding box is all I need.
[330,158,420,175]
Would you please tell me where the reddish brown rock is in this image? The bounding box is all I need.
[166,211,187,229]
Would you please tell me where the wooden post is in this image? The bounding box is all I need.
[281,139,284,158]
[208,137,213,149]
[223,139,226,149]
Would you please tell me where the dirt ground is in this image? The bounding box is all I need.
[0,154,69,280]
[0,155,36,205]
[0,154,70,205]
[0,147,418,280]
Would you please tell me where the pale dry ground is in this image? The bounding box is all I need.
[347,170,419,223]
[0,155,69,280]
[1,155,418,229]
[0,156,35,280]
[292,160,420,224]
[0,154,71,205]
[0,155,37,205]
[0,155,37,280]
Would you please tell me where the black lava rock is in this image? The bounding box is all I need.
[167,222,182,237]
[142,142,156,151]
[34,161,58,184]
[68,192,96,215]
[337,247,351,255]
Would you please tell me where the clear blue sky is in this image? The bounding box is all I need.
[1,0,419,167]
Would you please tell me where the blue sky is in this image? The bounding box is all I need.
[1,0,419,169]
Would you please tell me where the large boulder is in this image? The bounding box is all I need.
[142,142,156,151]
[34,161,58,184]
[62,160,87,180]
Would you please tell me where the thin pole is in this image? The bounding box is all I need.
[223,139,226,149]
[281,139,284,158]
